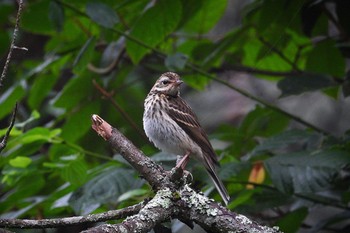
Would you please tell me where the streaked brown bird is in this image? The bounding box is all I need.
[143,72,230,205]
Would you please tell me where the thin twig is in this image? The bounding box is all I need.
[0,103,18,153]
[236,181,350,211]
[211,65,301,77]
[0,0,26,89]
[258,36,301,71]
[91,114,166,188]
[0,202,145,229]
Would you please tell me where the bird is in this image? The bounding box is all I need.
[143,72,230,205]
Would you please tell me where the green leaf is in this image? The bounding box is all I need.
[19,127,52,144]
[251,189,293,211]
[73,37,96,74]
[177,0,204,28]
[29,74,59,110]
[180,0,227,34]
[165,52,188,71]
[228,190,254,209]
[0,175,45,217]
[0,197,45,219]
[117,189,148,202]
[6,127,60,153]
[264,149,350,194]
[49,0,65,32]
[277,73,335,97]
[276,208,308,233]
[25,55,60,78]
[1,142,44,164]
[69,166,143,214]
[61,160,88,187]
[0,30,10,55]
[126,0,182,63]
[61,101,101,142]
[21,0,54,35]
[309,211,350,233]
[239,106,290,138]
[9,156,32,168]
[15,110,40,128]
[305,40,346,77]
[182,73,210,90]
[53,71,94,110]
[219,161,250,180]
[48,143,77,161]
[0,83,25,119]
[247,130,323,159]
[86,2,119,29]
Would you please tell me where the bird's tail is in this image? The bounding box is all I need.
[205,160,230,206]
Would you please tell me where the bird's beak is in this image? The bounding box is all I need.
[175,80,183,86]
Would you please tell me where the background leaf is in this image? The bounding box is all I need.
[69,166,143,214]
[86,2,119,29]
[305,40,346,77]
[277,73,335,97]
[48,0,64,32]
[264,150,350,193]
[126,0,182,63]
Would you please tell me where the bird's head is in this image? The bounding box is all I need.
[151,72,183,97]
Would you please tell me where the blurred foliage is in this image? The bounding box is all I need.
[0,0,350,232]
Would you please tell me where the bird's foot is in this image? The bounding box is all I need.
[169,167,193,186]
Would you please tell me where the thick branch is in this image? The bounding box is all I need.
[177,185,281,233]
[91,115,166,189]
[83,188,174,233]
[91,115,282,233]
[0,203,144,229]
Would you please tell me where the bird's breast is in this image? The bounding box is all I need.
[143,96,202,157]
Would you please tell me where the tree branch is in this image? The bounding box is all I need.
[211,64,301,77]
[0,202,144,229]
[177,185,281,233]
[91,114,167,189]
[82,188,174,233]
[90,115,282,233]
[0,0,26,89]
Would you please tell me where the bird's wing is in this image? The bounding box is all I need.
[166,96,219,166]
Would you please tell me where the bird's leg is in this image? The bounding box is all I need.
[170,151,193,185]
[175,151,190,170]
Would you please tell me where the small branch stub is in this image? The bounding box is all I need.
[91,114,112,140]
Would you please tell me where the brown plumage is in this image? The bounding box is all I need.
[143,72,230,205]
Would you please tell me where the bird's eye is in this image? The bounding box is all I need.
[162,80,169,85]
